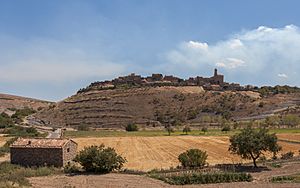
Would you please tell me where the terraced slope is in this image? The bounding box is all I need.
[33,86,300,129]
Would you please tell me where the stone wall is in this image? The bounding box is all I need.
[62,141,77,166]
[10,147,63,167]
[10,141,77,167]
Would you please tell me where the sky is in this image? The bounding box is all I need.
[0,0,300,101]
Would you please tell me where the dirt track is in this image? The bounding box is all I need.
[30,161,300,188]
[74,135,300,171]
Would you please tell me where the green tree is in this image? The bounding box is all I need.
[265,116,280,128]
[221,125,231,132]
[178,149,208,168]
[201,127,208,134]
[0,113,13,128]
[125,123,138,132]
[229,127,281,167]
[74,145,126,173]
[183,125,191,135]
[165,125,174,136]
[281,114,300,128]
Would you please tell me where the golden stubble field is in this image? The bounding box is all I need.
[74,135,300,171]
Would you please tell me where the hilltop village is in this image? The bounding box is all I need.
[79,69,256,93]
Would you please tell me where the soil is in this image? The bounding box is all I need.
[29,161,300,188]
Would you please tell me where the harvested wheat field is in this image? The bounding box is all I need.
[278,133,300,142]
[74,135,300,171]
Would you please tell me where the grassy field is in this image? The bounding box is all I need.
[64,128,300,138]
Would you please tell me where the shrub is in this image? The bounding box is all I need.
[270,163,282,168]
[74,144,126,173]
[281,151,294,160]
[11,107,36,123]
[3,126,40,137]
[0,112,14,128]
[178,149,208,168]
[271,175,294,183]
[77,124,89,131]
[0,162,61,186]
[125,123,138,132]
[0,137,18,157]
[221,125,231,132]
[64,162,81,173]
[151,172,252,185]
[201,127,208,134]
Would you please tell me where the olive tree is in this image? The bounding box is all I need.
[74,144,126,173]
[229,127,281,167]
[183,125,191,135]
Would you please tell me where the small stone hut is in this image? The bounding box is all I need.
[10,138,77,167]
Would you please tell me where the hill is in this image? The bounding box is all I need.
[32,85,300,129]
[0,93,52,116]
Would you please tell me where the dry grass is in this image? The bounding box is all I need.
[0,135,10,147]
[74,134,300,171]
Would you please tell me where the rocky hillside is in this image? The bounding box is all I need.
[0,93,52,116]
[33,86,300,129]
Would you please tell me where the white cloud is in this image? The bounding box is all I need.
[278,73,288,78]
[165,25,300,86]
[216,58,245,69]
[187,41,208,50]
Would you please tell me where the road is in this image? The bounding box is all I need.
[46,128,62,138]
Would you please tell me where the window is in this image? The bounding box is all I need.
[67,148,70,152]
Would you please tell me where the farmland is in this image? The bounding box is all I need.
[73,134,300,171]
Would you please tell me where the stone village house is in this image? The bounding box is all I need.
[10,138,77,167]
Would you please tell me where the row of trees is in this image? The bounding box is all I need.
[264,114,300,128]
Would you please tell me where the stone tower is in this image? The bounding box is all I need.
[214,68,218,76]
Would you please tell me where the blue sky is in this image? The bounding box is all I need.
[0,0,300,101]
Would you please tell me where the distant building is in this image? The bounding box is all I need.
[78,68,243,93]
[10,138,77,167]
[209,68,224,85]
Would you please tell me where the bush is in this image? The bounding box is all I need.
[0,112,14,128]
[151,172,253,185]
[0,162,61,186]
[74,144,126,173]
[11,107,36,123]
[3,126,40,137]
[64,162,81,173]
[271,175,294,183]
[77,124,89,131]
[178,149,208,168]
[281,151,294,160]
[221,125,231,132]
[0,137,18,157]
[270,163,282,168]
[125,123,138,132]
[201,127,208,133]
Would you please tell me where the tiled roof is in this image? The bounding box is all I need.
[10,138,77,148]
